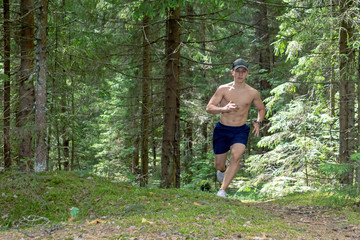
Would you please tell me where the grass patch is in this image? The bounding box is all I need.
[274,190,360,209]
[1,171,359,239]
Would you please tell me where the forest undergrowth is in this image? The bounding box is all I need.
[1,171,360,239]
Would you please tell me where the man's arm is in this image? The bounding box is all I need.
[206,87,238,114]
[252,91,266,137]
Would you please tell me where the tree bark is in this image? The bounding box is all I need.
[183,120,193,184]
[71,77,75,170]
[140,13,151,187]
[338,0,355,184]
[198,6,209,158]
[253,0,271,145]
[132,136,140,175]
[357,48,360,185]
[34,0,48,172]
[161,5,181,188]
[201,120,208,155]
[3,0,11,170]
[174,88,181,188]
[253,0,271,91]
[17,0,35,171]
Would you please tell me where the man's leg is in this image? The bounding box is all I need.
[220,143,245,191]
[214,152,228,184]
[214,152,227,172]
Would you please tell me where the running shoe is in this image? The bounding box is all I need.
[217,189,227,198]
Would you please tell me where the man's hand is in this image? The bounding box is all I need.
[222,101,239,113]
[252,120,261,137]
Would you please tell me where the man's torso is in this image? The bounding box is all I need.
[219,83,256,126]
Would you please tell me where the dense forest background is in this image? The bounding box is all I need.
[1,0,360,197]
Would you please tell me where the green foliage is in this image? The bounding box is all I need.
[244,95,338,198]
[7,0,358,202]
[318,162,352,177]
[264,82,296,115]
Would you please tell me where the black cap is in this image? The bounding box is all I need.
[232,58,248,70]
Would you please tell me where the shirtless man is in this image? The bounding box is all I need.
[206,58,266,197]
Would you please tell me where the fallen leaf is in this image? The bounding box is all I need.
[141,218,155,224]
[68,216,75,222]
[254,233,268,240]
[193,202,202,206]
[86,219,106,225]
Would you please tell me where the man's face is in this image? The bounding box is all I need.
[231,67,248,81]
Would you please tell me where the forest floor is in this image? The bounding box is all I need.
[1,172,360,240]
[2,201,360,240]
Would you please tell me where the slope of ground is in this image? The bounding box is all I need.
[1,172,359,239]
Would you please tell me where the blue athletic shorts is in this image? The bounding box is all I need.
[212,122,250,154]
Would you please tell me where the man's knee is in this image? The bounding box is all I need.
[230,147,245,163]
[230,151,243,160]
[230,144,245,157]
[214,161,225,171]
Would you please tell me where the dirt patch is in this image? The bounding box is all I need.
[252,202,360,240]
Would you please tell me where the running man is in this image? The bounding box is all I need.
[206,58,266,197]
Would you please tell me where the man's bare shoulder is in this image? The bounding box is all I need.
[245,84,260,94]
[218,82,234,89]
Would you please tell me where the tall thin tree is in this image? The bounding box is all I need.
[357,48,360,185]
[18,0,35,171]
[34,0,48,172]
[253,0,271,91]
[3,0,11,170]
[161,5,181,188]
[338,0,355,184]
[140,12,151,187]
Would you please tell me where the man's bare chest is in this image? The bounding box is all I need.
[222,90,253,107]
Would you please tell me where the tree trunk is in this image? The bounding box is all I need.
[330,3,336,118]
[61,81,69,170]
[183,120,193,184]
[3,0,11,170]
[174,89,181,188]
[338,0,354,184]
[132,136,140,174]
[161,6,181,188]
[55,116,61,170]
[357,48,360,185]
[198,6,209,158]
[71,77,75,170]
[201,120,208,155]
[253,0,271,146]
[140,13,151,187]
[347,55,355,182]
[17,0,35,171]
[253,0,271,91]
[34,0,48,172]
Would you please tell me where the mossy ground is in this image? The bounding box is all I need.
[1,171,359,239]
